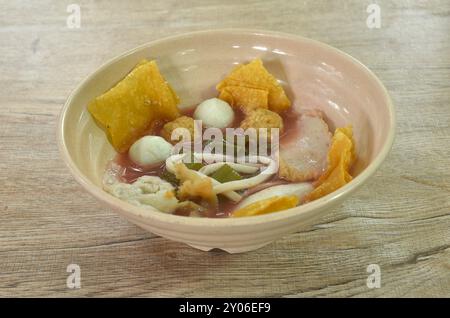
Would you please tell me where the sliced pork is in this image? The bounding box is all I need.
[279,112,332,182]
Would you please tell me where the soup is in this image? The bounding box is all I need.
[89,58,356,218]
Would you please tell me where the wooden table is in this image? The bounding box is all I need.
[1,0,449,297]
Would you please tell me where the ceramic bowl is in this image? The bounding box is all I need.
[58,29,395,253]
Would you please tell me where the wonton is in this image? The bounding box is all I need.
[216,59,291,114]
[88,60,180,153]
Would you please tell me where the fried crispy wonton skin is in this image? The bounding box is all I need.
[217,59,291,114]
[88,60,180,153]
[304,126,356,202]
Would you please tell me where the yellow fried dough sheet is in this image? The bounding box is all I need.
[305,126,356,202]
[88,59,180,153]
[216,59,291,114]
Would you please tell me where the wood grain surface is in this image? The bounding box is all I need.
[0,0,449,297]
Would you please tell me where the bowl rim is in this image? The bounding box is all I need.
[57,28,396,228]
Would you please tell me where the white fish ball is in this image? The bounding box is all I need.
[194,98,235,128]
[129,136,173,166]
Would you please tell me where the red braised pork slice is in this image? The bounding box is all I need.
[279,112,332,182]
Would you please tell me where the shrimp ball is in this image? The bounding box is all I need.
[193,98,235,128]
[129,135,173,166]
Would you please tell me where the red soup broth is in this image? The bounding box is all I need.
[110,105,301,217]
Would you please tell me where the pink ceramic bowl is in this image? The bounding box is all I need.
[58,29,395,253]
